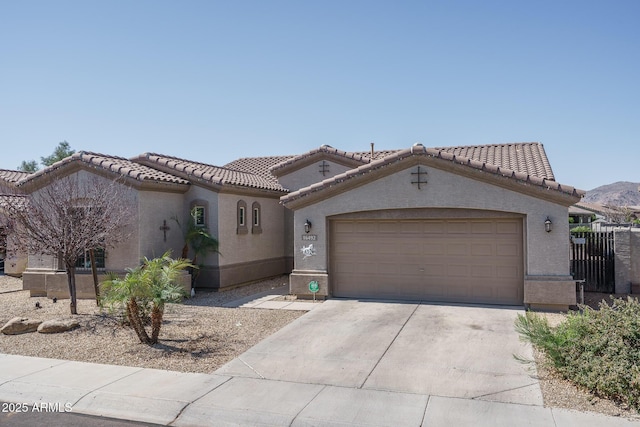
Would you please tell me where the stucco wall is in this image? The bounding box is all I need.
[1,228,27,276]
[180,185,220,266]
[137,190,185,263]
[278,161,357,191]
[615,228,640,294]
[217,193,286,266]
[291,164,571,278]
[212,192,288,287]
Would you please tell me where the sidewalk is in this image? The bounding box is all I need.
[1,352,638,426]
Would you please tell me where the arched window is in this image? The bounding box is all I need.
[237,200,248,234]
[251,202,262,234]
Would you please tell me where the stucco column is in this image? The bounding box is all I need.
[614,229,631,294]
[631,229,640,293]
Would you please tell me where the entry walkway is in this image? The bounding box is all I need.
[221,286,323,311]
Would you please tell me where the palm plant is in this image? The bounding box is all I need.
[101,251,192,345]
[174,208,219,288]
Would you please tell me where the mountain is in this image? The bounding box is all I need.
[583,181,640,207]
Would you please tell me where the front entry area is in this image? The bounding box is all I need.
[330,216,524,305]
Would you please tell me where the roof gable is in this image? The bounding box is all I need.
[17,151,190,191]
[281,143,584,209]
[270,145,393,177]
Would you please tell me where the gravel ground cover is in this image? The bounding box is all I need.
[0,274,303,373]
[1,276,638,419]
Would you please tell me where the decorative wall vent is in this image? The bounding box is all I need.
[319,161,330,176]
[411,166,428,189]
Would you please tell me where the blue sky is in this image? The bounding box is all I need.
[1,0,638,191]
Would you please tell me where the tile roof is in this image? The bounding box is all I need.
[282,144,584,206]
[17,151,191,187]
[133,153,288,193]
[270,145,371,176]
[223,155,296,186]
[434,142,555,180]
[573,201,615,215]
[0,169,31,185]
[269,143,553,181]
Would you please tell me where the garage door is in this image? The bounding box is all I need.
[330,218,523,305]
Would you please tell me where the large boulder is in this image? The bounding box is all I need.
[37,319,80,334]
[1,317,42,335]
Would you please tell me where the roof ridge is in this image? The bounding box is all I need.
[435,142,542,149]
[139,152,263,176]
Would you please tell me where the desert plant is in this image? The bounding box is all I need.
[173,207,219,287]
[515,297,640,410]
[101,252,191,345]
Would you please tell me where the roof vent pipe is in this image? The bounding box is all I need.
[411,142,424,154]
[370,142,375,161]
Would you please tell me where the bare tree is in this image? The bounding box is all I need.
[607,206,634,224]
[5,174,134,314]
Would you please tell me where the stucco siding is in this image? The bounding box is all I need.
[291,164,572,279]
[181,185,220,266]
[217,193,286,267]
[137,190,185,264]
[278,161,357,191]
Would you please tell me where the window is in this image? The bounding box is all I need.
[239,207,246,226]
[253,207,259,226]
[189,200,209,228]
[251,202,262,234]
[75,248,105,269]
[193,206,205,227]
[237,200,248,234]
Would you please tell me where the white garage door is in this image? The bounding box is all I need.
[330,218,524,305]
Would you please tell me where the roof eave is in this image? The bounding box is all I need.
[281,148,583,210]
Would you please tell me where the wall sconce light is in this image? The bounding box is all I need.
[544,217,552,233]
[304,219,312,233]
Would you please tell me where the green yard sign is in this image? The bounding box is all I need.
[308,281,319,293]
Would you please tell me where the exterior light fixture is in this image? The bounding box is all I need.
[304,219,312,233]
[544,217,552,233]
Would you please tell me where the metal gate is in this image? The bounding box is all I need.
[570,231,615,292]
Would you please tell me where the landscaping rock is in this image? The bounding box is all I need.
[1,317,43,335]
[37,318,80,334]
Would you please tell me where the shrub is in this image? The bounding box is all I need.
[571,226,593,233]
[516,297,640,410]
[101,252,192,345]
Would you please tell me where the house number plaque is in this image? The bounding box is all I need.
[302,234,317,241]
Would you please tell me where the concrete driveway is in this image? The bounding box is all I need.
[215,299,542,406]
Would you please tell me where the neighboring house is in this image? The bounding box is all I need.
[569,203,600,229]
[572,201,640,230]
[3,142,583,310]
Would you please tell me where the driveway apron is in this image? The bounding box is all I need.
[216,299,542,406]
